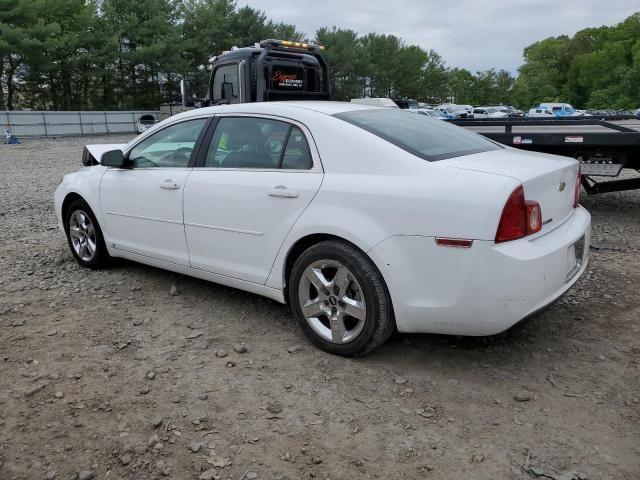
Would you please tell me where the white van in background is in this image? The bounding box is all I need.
[528,107,555,117]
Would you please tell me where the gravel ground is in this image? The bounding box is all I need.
[0,135,639,480]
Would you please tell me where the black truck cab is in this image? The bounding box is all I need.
[182,39,330,107]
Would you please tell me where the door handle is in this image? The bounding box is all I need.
[268,185,299,198]
[160,179,180,190]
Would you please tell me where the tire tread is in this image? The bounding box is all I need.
[289,240,395,356]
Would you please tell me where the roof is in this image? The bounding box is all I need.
[171,101,379,121]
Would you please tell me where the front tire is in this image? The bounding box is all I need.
[65,199,110,268]
[289,240,394,356]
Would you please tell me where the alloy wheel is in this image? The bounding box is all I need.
[68,210,97,262]
[297,259,367,344]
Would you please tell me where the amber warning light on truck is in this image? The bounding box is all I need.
[260,39,325,51]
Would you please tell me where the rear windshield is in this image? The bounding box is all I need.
[335,109,501,161]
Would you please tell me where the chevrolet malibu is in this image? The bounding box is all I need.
[54,102,591,356]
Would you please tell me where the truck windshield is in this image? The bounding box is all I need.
[335,109,501,161]
[212,64,239,101]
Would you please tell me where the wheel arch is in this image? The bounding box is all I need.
[61,192,86,230]
[283,233,344,292]
[281,233,393,311]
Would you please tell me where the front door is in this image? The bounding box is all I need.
[100,117,208,266]
[184,115,323,284]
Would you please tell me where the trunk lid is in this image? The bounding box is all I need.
[439,147,580,235]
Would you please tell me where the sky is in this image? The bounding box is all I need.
[239,0,639,74]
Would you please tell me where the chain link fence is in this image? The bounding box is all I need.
[1,110,159,137]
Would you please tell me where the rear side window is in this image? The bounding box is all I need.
[335,109,501,161]
[205,117,313,170]
[281,126,312,170]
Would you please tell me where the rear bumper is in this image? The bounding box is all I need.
[368,206,591,335]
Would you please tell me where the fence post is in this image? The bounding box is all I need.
[42,112,48,136]
[79,112,84,135]
[104,111,109,134]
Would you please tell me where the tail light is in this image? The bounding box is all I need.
[574,170,581,208]
[495,185,542,243]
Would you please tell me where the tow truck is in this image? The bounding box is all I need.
[178,39,330,111]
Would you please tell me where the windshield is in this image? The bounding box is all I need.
[335,109,501,161]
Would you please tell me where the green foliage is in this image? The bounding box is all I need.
[312,29,512,105]
[514,12,640,110]
[3,0,573,110]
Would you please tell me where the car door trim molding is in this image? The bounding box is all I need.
[184,221,263,237]
[104,210,183,225]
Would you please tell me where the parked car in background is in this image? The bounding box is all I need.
[412,108,450,119]
[538,103,583,117]
[350,98,399,108]
[503,105,525,117]
[437,104,474,118]
[472,106,510,118]
[528,107,555,118]
[55,101,590,356]
[585,109,616,116]
[136,114,158,133]
[394,99,420,110]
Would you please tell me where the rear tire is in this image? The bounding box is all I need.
[64,198,110,269]
[289,240,394,356]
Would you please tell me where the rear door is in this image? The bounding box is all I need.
[183,115,323,284]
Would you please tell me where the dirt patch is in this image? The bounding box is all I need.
[1,136,639,479]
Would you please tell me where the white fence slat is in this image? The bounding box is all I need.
[1,110,160,137]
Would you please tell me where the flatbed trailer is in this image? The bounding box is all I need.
[450,115,640,195]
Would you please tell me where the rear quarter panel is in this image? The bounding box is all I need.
[265,115,520,290]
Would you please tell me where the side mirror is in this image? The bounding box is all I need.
[101,149,125,167]
[181,79,195,107]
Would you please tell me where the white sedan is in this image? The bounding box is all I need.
[54,102,591,356]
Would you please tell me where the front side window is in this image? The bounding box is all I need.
[127,118,207,168]
[335,109,501,162]
[205,117,313,170]
[212,63,239,101]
